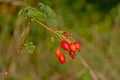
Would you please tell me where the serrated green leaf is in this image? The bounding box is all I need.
[36,12,46,21]
[45,6,52,14]
[45,6,57,26]
[45,6,56,18]
[25,6,46,21]
[24,42,36,54]
[19,3,58,26]
[38,3,46,13]
[27,9,35,18]
[37,3,58,26]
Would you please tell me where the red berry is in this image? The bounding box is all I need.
[69,43,76,52]
[74,42,80,50]
[61,40,69,50]
[69,50,75,59]
[55,48,61,58]
[58,53,66,64]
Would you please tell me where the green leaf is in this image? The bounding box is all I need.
[45,6,56,18]
[24,42,36,54]
[47,37,55,49]
[20,6,46,21]
[47,42,55,50]
[51,36,54,42]
[18,3,58,26]
[35,12,46,21]
[37,3,58,27]
[37,3,46,13]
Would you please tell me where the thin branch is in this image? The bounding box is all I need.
[79,55,99,80]
[35,19,56,33]
[4,23,30,80]
[35,19,63,41]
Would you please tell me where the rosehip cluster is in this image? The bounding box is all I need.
[61,40,80,59]
[55,32,81,64]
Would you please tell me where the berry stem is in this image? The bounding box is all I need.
[35,19,58,34]
[4,22,30,80]
[35,19,63,41]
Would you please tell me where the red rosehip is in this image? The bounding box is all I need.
[58,53,66,64]
[61,40,69,50]
[55,48,61,58]
[69,43,76,52]
[69,50,75,59]
[74,42,80,50]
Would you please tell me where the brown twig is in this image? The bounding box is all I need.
[4,23,30,80]
[79,55,99,80]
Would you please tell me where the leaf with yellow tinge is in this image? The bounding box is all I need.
[24,42,36,54]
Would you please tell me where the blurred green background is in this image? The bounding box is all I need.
[0,0,120,80]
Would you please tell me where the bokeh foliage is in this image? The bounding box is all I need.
[0,0,120,80]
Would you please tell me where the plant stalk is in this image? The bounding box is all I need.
[4,23,30,80]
